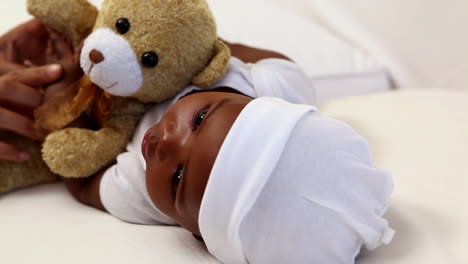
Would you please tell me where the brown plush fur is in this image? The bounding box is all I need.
[0,0,230,192]
[27,0,98,46]
[42,98,147,177]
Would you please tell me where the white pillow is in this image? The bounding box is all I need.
[207,0,392,105]
[207,0,381,77]
[277,0,468,91]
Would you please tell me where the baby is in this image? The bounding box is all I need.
[67,88,394,263]
[128,90,397,263]
[147,91,394,263]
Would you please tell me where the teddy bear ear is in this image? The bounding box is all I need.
[27,0,98,47]
[192,39,231,89]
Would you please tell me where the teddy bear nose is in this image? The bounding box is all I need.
[89,49,105,64]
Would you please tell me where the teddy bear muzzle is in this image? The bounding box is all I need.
[80,27,143,97]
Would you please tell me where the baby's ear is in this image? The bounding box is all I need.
[192,39,231,89]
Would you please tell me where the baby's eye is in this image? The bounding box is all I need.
[172,164,184,193]
[193,107,209,131]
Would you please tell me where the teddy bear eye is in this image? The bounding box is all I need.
[141,51,159,68]
[116,18,130,34]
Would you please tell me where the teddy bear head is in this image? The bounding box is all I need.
[80,0,230,103]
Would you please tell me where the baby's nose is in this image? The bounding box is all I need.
[89,49,105,64]
[156,123,179,162]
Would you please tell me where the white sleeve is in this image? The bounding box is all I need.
[100,151,176,225]
[249,58,317,105]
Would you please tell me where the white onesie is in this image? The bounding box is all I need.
[99,57,316,225]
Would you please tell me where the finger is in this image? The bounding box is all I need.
[0,79,42,108]
[22,19,49,39]
[55,39,75,60]
[76,41,85,55]
[0,106,41,139]
[0,58,24,75]
[23,60,35,67]
[0,142,30,162]
[48,28,74,60]
[8,64,63,86]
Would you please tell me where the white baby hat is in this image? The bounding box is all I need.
[199,97,394,264]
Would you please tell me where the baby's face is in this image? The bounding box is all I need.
[143,91,252,236]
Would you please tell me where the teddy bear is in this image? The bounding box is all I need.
[0,0,230,193]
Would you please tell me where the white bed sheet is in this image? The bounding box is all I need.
[0,184,220,263]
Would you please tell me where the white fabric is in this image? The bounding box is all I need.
[276,0,468,91]
[200,97,394,264]
[312,70,393,105]
[207,0,382,77]
[2,90,468,264]
[100,57,315,224]
[0,184,221,264]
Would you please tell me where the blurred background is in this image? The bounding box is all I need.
[1,0,468,103]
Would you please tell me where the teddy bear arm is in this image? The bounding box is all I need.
[42,117,137,178]
[42,100,147,178]
[27,0,98,46]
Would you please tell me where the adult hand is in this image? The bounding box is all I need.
[0,19,61,66]
[0,19,80,162]
[0,64,63,162]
